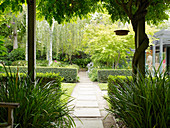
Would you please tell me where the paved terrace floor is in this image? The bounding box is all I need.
[70,71,118,128]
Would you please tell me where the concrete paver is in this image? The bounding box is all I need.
[79,88,94,91]
[74,108,101,118]
[76,101,98,107]
[78,91,96,95]
[77,95,97,100]
[70,71,116,128]
[73,118,103,128]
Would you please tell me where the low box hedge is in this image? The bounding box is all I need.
[98,69,132,83]
[0,72,63,88]
[0,66,78,83]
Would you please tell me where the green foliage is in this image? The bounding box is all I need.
[107,73,170,128]
[64,64,80,71]
[103,0,170,24]
[61,83,76,101]
[8,48,25,61]
[88,68,98,82]
[11,60,49,66]
[0,65,75,128]
[82,14,135,68]
[0,72,64,85]
[37,0,100,24]
[0,66,78,83]
[11,60,27,66]
[36,60,49,66]
[98,69,132,83]
[72,58,91,68]
[98,83,108,90]
[0,36,7,57]
[36,67,78,83]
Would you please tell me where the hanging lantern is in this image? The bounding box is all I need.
[114,30,129,36]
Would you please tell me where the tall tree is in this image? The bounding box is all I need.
[83,17,135,68]
[13,16,18,49]
[49,19,55,65]
[102,0,170,75]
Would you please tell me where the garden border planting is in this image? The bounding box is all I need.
[0,66,78,83]
[98,69,132,83]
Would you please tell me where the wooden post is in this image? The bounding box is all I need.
[8,108,13,127]
[0,102,20,128]
[27,0,36,82]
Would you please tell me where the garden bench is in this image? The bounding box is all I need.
[0,102,20,128]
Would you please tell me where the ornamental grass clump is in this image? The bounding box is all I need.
[106,71,170,128]
[0,64,75,128]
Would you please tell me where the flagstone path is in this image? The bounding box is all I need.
[70,71,117,128]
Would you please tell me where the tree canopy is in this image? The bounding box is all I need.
[1,0,170,76]
[1,0,169,26]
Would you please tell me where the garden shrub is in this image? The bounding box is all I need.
[0,65,75,128]
[106,73,170,128]
[11,60,27,66]
[11,60,49,66]
[0,66,78,83]
[64,64,80,70]
[98,69,132,83]
[72,58,91,68]
[36,60,49,66]
[8,48,25,61]
[36,67,77,83]
[88,68,98,82]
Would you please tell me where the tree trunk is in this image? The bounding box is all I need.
[115,52,120,69]
[27,0,36,82]
[137,18,145,76]
[13,17,18,49]
[132,16,149,77]
[48,20,55,66]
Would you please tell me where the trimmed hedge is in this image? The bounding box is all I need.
[98,69,132,83]
[0,72,63,88]
[108,75,132,89]
[0,66,78,83]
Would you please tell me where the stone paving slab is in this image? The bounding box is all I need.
[78,91,96,95]
[77,95,97,100]
[79,88,94,91]
[73,118,104,128]
[74,108,101,118]
[76,101,98,107]
[78,85,94,88]
[70,71,117,128]
[78,83,94,85]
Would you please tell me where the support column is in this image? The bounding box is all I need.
[26,5,28,61]
[27,0,36,82]
[167,46,170,74]
[159,38,163,74]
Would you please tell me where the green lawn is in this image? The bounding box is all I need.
[61,83,76,101]
[98,83,108,90]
